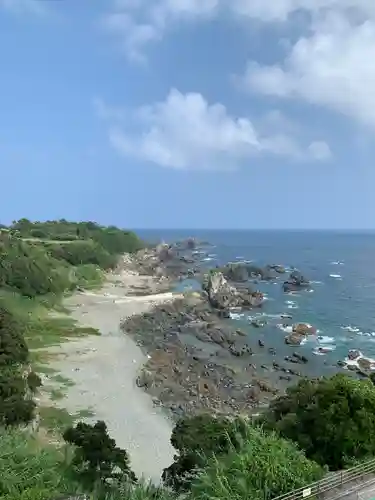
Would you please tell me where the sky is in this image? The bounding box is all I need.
[0,0,374,229]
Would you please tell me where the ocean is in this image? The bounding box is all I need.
[136,229,375,377]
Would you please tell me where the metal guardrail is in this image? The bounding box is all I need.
[272,458,375,500]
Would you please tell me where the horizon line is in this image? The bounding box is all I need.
[132,228,375,232]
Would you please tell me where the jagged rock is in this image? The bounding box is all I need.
[292,323,316,335]
[222,262,276,282]
[269,264,286,274]
[202,271,263,310]
[358,357,372,371]
[292,352,308,363]
[223,263,249,282]
[348,349,361,360]
[283,270,310,292]
[229,343,253,357]
[285,332,305,345]
[136,369,154,389]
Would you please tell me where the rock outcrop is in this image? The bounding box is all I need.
[222,262,277,282]
[283,270,310,292]
[203,271,263,311]
[285,323,316,345]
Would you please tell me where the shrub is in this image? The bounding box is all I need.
[162,414,248,491]
[63,420,136,489]
[49,241,116,269]
[0,237,70,297]
[190,426,324,500]
[262,373,375,470]
[0,305,28,367]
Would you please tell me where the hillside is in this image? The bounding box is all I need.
[2,220,375,500]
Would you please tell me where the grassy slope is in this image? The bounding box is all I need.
[0,220,151,499]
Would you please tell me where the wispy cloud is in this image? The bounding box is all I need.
[237,1,375,130]
[102,0,220,62]
[96,89,331,170]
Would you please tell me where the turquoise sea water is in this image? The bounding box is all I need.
[136,230,375,371]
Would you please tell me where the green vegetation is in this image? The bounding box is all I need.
[63,420,137,490]
[1,219,143,297]
[261,373,375,470]
[4,218,375,500]
[190,426,324,500]
[0,218,146,498]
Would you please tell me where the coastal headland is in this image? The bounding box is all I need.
[37,237,372,481]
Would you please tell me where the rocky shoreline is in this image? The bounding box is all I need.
[120,239,372,420]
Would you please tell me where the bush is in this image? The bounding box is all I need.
[11,220,144,255]
[63,420,137,489]
[163,415,249,491]
[262,373,375,470]
[190,426,324,500]
[0,305,28,367]
[0,236,70,297]
[49,241,117,269]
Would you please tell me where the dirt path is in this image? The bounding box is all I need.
[38,280,180,483]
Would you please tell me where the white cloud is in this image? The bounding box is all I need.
[98,89,330,170]
[230,0,375,22]
[102,0,220,61]
[103,0,375,61]
[238,3,375,129]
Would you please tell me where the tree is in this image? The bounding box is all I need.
[63,420,136,489]
[262,373,375,470]
[190,426,324,500]
[162,414,249,491]
[0,367,35,426]
[0,305,28,367]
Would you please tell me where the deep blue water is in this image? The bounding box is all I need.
[136,230,375,370]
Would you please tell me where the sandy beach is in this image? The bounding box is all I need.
[39,270,180,483]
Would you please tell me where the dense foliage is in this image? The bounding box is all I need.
[48,240,117,269]
[0,428,74,500]
[190,426,324,500]
[163,414,248,491]
[0,219,144,297]
[0,235,71,297]
[10,219,144,254]
[0,306,28,367]
[262,373,375,470]
[63,420,137,489]
[0,303,39,426]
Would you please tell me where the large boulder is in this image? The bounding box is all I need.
[283,270,310,292]
[268,264,286,274]
[222,262,275,282]
[156,243,175,262]
[285,332,305,345]
[223,263,249,282]
[203,271,263,311]
[292,323,316,335]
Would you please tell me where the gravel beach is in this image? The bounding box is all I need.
[39,272,180,483]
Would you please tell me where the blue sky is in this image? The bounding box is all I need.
[1,0,374,229]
